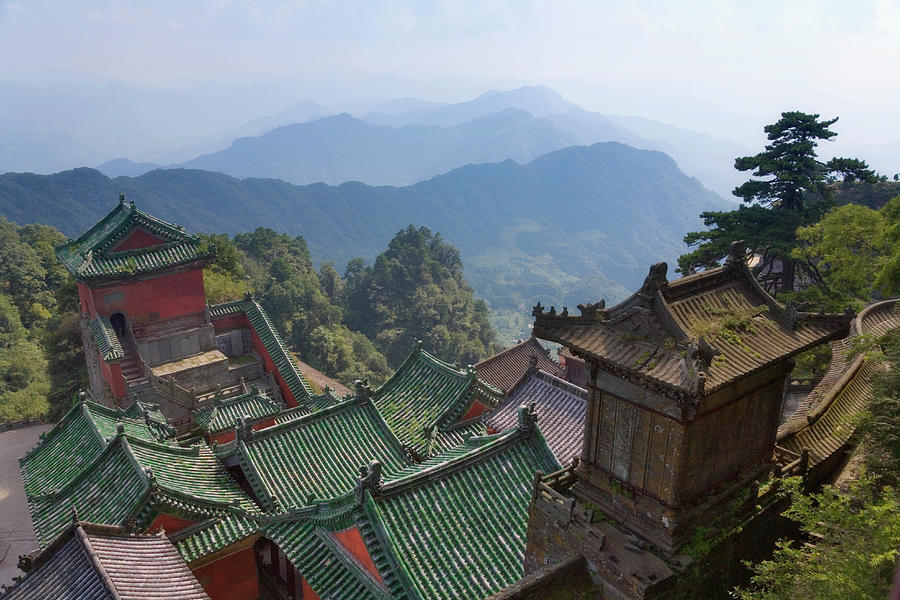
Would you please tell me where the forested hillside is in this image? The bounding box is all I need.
[0,218,86,421]
[0,142,729,340]
[0,219,496,421]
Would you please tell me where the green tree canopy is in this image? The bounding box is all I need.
[680,112,874,294]
[733,112,839,211]
[343,225,497,367]
[790,195,900,308]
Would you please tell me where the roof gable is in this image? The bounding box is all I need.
[372,344,501,456]
[475,336,564,393]
[55,196,215,281]
[236,398,411,511]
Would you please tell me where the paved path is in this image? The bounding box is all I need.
[0,424,51,591]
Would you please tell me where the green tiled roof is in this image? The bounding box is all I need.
[193,391,283,435]
[20,399,166,498]
[89,316,124,362]
[28,437,148,546]
[261,497,402,600]
[172,511,259,564]
[257,419,560,600]
[372,344,502,457]
[371,425,561,600]
[243,300,315,403]
[55,197,215,281]
[26,432,261,547]
[208,299,315,406]
[237,398,411,512]
[123,400,177,439]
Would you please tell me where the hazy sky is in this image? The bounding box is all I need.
[1,0,898,155]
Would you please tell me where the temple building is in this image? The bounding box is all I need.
[524,243,852,597]
[56,197,322,430]
[19,198,890,599]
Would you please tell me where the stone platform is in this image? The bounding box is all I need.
[152,349,229,390]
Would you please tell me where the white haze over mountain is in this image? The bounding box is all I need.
[0,1,897,185]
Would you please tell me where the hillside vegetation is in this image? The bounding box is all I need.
[0,219,496,422]
[0,142,729,341]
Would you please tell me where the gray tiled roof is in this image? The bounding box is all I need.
[485,370,586,464]
[1,522,210,600]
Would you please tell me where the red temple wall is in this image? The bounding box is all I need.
[111,229,167,252]
[99,358,127,401]
[209,418,276,445]
[461,400,488,421]
[332,526,383,583]
[301,576,321,600]
[213,313,299,408]
[193,546,259,600]
[83,268,206,324]
[149,513,196,536]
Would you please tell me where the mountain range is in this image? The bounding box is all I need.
[0,142,729,341]
[95,86,747,197]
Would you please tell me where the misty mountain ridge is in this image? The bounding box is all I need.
[92,85,745,197]
[2,142,729,341]
[362,85,576,127]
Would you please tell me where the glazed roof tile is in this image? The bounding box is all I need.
[372,344,502,457]
[258,416,559,600]
[55,197,215,281]
[19,399,167,498]
[123,400,176,439]
[371,424,561,600]
[475,336,564,393]
[193,391,283,434]
[485,369,587,465]
[779,300,900,466]
[172,512,260,564]
[534,252,851,398]
[89,316,125,362]
[236,398,411,511]
[0,522,210,600]
[26,433,260,546]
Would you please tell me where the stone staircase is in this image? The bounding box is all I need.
[118,337,147,386]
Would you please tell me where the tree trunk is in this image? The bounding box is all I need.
[779,257,796,294]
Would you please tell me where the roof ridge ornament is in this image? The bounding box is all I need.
[354,378,372,403]
[517,402,538,434]
[354,460,383,504]
[235,415,254,442]
[577,299,605,318]
[640,262,669,296]
[726,240,747,268]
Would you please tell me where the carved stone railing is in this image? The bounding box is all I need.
[149,371,196,409]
